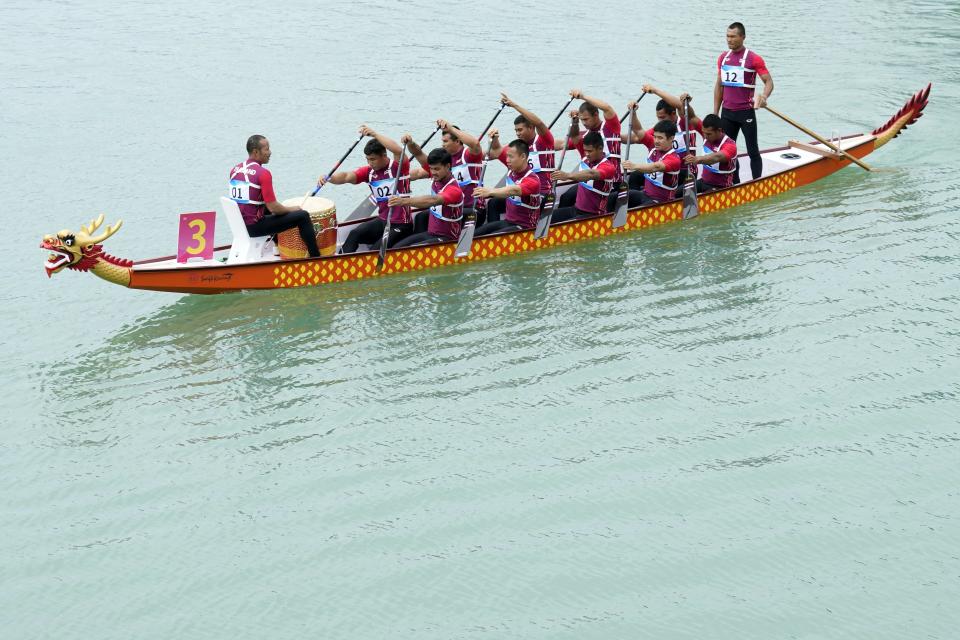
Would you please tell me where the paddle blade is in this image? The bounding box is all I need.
[682,184,699,220]
[612,200,629,228]
[376,224,390,271]
[346,199,377,224]
[454,222,475,258]
[533,211,552,240]
[494,174,507,188]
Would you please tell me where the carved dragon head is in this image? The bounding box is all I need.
[41,214,124,277]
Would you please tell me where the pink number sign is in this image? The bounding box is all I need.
[177,211,216,263]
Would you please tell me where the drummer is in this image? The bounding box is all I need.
[387,135,464,248]
[318,125,414,252]
[229,135,321,257]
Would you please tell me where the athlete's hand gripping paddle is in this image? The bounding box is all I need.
[681,97,700,220]
[620,94,646,124]
[376,141,409,272]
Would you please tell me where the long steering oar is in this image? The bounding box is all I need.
[681,97,699,220]
[612,104,637,229]
[376,141,409,272]
[348,127,441,221]
[533,131,573,240]
[307,133,364,200]
[763,104,873,172]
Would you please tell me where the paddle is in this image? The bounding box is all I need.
[763,104,874,172]
[612,103,636,229]
[477,103,508,141]
[376,141,409,272]
[348,126,442,220]
[611,94,647,228]
[681,97,699,220]
[533,130,573,240]
[620,95,645,124]
[308,133,365,199]
[454,149,492,258]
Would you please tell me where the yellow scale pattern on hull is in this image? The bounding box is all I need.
[271,171,798,289]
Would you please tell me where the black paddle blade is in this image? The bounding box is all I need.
[533,211,552,240]
[612,200,629,228]
[454,222,475,258]
[682,183,699,220]
[376,225,390,271]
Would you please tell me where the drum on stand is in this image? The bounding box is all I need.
[278,196,338,258]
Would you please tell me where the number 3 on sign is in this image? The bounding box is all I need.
[177,211,217,263]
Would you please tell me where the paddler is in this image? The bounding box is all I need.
[386,136,464,248]
[556,89,623,211]
[683,113,738,192]
[484,93,556,223]
[473,139,543,235]
[714,21,774,183]
[547,131,618,223]
[622,120,683,205]
[437,120,486,224]
[229,135,321,257]
[317,125,413,253]
[634,85,704,194]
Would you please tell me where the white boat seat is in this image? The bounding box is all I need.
[219,197,277,264]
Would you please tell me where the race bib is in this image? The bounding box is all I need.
[451,163,476,187]
[369,178,395,202]
[229,179,252,204]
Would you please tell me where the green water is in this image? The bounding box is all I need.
[4,1,959,637]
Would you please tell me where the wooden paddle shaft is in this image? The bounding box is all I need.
[763,105,872,172]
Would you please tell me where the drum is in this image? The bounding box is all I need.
[278,196,338,258]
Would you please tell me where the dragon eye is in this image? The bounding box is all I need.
[64,237,74,246]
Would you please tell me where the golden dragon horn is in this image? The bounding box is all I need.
[88,219,124,244]
[81,213,105,236]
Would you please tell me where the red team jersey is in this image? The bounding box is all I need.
[354,159,413,223]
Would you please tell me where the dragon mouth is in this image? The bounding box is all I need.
[41,242,74,277]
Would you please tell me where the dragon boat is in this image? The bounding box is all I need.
[41,85,930,295]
